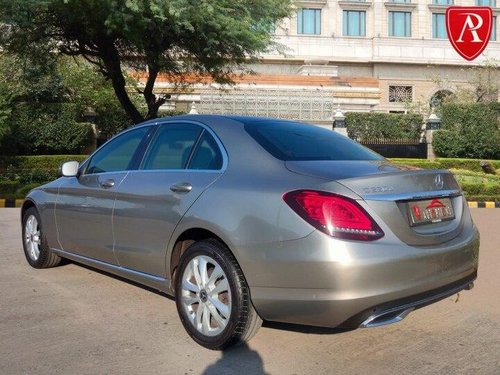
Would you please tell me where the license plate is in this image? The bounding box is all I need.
[408,198,455,226]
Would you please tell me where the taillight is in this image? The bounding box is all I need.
[283,190,384,241]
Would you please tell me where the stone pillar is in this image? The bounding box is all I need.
[83,108,98,152]
[333,105,348,137]
[189,102,199,114]
[426,111,441,160]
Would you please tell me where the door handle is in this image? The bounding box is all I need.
[100,179,115,189]
[170,182,193,193]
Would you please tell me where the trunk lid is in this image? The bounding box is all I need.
[285,160,465,246]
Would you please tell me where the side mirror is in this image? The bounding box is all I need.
[60,161,80,177]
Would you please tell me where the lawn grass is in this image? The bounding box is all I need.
[390,159,500,202]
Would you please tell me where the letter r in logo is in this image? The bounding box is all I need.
[446,7,493,61]
[457,13,484,43]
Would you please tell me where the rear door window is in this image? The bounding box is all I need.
[142,123,202,170]
[187,131,223,170]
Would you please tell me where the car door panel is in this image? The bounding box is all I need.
[54,125,151,264]
[112,171,222,276]
[55,172,128,264]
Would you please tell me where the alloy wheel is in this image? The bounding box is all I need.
[181,255,232,337]
[24,214,41,261]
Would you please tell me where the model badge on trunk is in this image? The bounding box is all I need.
[362,186,394,194]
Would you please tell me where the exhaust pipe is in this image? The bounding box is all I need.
[360,279,475,328]
[360,307,415,328]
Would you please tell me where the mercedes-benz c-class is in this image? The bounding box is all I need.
[21,115,479,350]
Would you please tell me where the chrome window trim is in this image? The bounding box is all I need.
[129,169,223,174]
[77,119,228,177]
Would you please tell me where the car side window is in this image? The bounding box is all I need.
[142,123,202,170]
[86,127,149,174]
[188,131,223,170]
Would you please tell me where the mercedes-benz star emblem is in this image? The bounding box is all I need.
[435,174,444,189]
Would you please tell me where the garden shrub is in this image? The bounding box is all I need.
[345,112,424,140]
[459,181,484,195]
[18,169,55,185]
[464,194,500,202]
[2,103,94,155]
[0,155,87,171]
[0,180,20,195]
[16,182,42,197]
[433,103,500,159]
[0,155,88,197]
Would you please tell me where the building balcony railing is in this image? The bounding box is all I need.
[267,35,500,65]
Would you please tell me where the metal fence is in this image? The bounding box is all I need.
[356,138,427,159]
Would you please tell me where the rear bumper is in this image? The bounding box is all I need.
[241,224,479,328]
[348,272,475,328]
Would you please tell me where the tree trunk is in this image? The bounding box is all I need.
[143,65,166,120]
[99,42,145,125]
[109,73,145,125]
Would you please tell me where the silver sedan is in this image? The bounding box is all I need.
[21,115,479,350]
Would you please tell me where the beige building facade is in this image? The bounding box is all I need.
[150,0,500,124]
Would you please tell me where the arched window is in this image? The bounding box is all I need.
[430,90,453,108]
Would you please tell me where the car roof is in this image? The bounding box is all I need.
[135,114,303,128]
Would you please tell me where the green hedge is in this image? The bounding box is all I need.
[464,195,500,202]
[0,155,87,195]
[433,103,500,159]
[459,181,500,196]
[0,180,20,195]
[0,181,40,199]
[0,155,87,171]
[390,158,500,172]
[345,112,423,140]
[16,182,41,197]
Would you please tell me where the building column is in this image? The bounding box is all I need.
[426,110,441,160]
[333,105,348,137]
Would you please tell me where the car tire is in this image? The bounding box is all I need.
[22,207,61,269]
[175,239,262,350]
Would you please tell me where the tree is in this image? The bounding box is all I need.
[0,0,291,124]
[0,93,11,144]
[429,61,500,159]
[0,53,133,154]
[58,57,138,136]
[0,52,66,148]
[432,59,500,106]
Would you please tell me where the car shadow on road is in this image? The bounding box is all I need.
[263,320,355,335]
[71,261,175,300]
[202,343,268,375]
[200,324,353,375]
[67,261,358,335]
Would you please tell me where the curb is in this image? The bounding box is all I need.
[467,201,500,208]
[0,199,24,208]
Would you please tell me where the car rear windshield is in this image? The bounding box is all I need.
[244,120,383,161]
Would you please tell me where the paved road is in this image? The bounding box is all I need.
[1,208,499,374]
